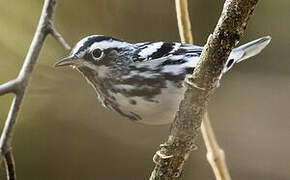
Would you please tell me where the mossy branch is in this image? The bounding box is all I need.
[174,0,231,179]
[150,0,259,179]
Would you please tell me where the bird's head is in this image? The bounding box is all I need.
[54,35,135,69]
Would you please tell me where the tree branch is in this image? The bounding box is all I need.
[150,0,259,179]
[201,112,231,180]
[4,151,16,180]
[50,26,71,50]
[0,80,19,96]
[175,0,193,44]
[0,0,69,179]
[175,0,231,179]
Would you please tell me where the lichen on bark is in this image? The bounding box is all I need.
[150,0,259,179]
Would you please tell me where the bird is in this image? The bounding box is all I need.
[54,35,271,125]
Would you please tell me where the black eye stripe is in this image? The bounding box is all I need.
[104,48,122,53]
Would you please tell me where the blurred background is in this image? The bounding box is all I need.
[0,0,289,179]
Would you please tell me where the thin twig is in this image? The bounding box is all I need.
[175,0,193,44]
[201,112,231,180]
[175,0,231,179]
[0,80,19,96]
[0,94,23,163]
[0,0,69,179]
[150,0,259,179]
[50,27,71,50]
[4,151,16,180]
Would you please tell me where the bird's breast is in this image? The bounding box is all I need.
[109,80,186,125]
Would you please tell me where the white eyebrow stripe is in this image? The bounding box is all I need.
[138,42,164,59]
[71,37,91,55]
[89,41,129,51]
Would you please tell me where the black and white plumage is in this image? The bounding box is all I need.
[55,35,271,125]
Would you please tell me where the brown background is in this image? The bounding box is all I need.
[0,0,289,179]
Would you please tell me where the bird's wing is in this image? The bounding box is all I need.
[133,42,203,67]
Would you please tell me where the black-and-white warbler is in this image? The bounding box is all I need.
[55,35,271,125]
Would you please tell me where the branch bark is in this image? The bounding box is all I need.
[0,0,69,179]
[201,112,231,180]
[150,0,259,179]
[175,0,193,44]
[175,0,231,179]
[4,151,16,180]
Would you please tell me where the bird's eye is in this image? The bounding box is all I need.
[91,48,104,60]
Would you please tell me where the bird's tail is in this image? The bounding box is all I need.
[234,36,271,63]
[224,36,271,73]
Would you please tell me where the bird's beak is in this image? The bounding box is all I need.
[54,55,77,67]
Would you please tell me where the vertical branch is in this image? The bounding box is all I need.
[176,0,231,179]
[150,0,259,179]
[201,112,231,180]
[0,0,70,179]
[175,0,193,44]
[0,94,23,161]
[4,151,16,180]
